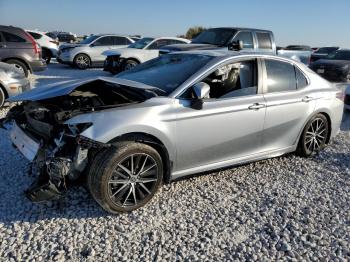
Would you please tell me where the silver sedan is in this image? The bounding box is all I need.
[0,62,30,107]
[2,51,344,213]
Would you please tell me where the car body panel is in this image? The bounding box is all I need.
[3,52,344,183]
[0,62,30,99]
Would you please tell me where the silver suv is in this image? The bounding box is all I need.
[57,34,135,69]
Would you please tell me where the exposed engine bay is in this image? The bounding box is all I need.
[0,79,153,202]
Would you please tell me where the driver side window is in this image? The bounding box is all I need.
[182,59,258,99]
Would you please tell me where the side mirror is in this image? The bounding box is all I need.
[228,40,243,51]
[191,82,210,110]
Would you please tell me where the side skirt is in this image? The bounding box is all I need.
[170,146,296,181]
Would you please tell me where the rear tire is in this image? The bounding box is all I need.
[6,59,29,77]
[297,114,329,157]
[42,48,52,64]
[74,54,91,69]
[88,142,163,213]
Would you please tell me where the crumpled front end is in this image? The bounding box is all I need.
[2,103,109,202]
[0,78,152,202]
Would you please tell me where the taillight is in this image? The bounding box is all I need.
[24,31,41,56]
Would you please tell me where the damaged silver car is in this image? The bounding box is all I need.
[0,51,344,213]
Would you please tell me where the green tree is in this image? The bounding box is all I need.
[184,26,207,39]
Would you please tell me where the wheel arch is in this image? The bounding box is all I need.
[124,57,141,64]
[108,132,173,183]
[0,83,8,99]
[297,110,332,146]
[41,47,53,56]
[2,57,32,73]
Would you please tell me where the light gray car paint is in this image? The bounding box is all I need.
[58,52,343,181]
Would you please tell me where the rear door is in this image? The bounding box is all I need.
[90,36,115,63]
[0,30,30,59]
[261,58,316,151]
[144,39,174,60]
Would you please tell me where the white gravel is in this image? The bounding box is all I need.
[0,63,349,261]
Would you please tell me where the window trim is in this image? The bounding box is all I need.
[177,57,263,101]
[262,57,310,95]
[232,31,255,50]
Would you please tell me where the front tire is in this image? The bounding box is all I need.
[297,114,329,157]
[122,59,139,71]
[0,87,5,107]
[6,59,29,77]
[88,143,163,213]
[74,54,91,69]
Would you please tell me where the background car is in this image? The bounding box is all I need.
[0,62,30,107]
[26,30,59,64]
[57,32,77,43]
[57,34,135,69]
[0,25,46,77]
[2,52,343,213]
[277,45,313,65]
[344,84,350,110]
[310,46,339,63]
[309,49,350,82]
[103,36,190,74]
[160,27,277,55]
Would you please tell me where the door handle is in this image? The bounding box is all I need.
[0,43,6,48]
[302,96,313,102]
[248,103,266,110]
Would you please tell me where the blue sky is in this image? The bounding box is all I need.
[1,0,349,47]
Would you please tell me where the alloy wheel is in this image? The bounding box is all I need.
[107,153,159,208]
[76,55,90,68]
[304,117,327,152]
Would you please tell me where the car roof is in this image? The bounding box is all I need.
[94,34,131,38]
[207,27,273,33]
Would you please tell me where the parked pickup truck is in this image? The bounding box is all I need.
[160,27,277,55]
[277,45,313,65]
[161,28,312,65]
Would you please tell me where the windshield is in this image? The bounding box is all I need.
[116,53,213,95]
[79,35,100,44]
[191,28,236,46]
[327,50,350,60]
[128,37,154,49]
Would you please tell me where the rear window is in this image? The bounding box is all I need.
[28,31,42,40]
[1,31,26,42]
[256,32,272,49]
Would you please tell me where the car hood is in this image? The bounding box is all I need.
[59,43,87,49]
[102,47,145,57]
[8,77,159,102]
[311,59,350,67]
[160,43,221,52]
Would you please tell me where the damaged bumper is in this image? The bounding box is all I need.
[7,120,109,203]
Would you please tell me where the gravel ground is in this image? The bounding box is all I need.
[0,63,349,261]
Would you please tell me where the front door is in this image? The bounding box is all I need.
[174,58,267,172]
